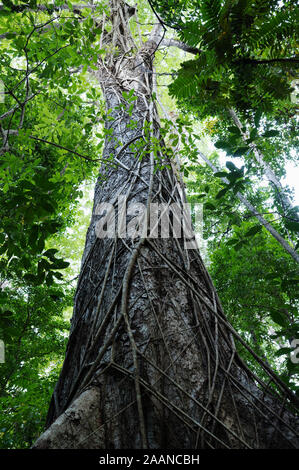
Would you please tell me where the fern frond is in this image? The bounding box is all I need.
[201,0,222,30]
[249,7,299,51]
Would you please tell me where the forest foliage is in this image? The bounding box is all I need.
[0,0,298,447]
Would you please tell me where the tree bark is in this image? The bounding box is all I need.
[33,1,299,449]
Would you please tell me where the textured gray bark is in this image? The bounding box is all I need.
[33,1,298,450]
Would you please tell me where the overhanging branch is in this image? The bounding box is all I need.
[161,38,201,55]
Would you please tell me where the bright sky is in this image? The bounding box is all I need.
[217,151,299,206]
[282,161,299,206]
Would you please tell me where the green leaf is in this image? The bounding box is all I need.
[2,32,15,38]
[227,172,243,183]
[23,273,37,284]
[0,10,11,17]
[37,237,45,252]
[46,272,54,286]
[285,220,299,232]
[21,257,31,270]
[214,140,229,149]
[36,270,46,285]
[204,202,216,211]
[228,126,241,135]
[254,110,262,128]
[233,147,249,157]
[269,310,288,328]
[29,225,39,245]
[215,187,229,199]
[52,271,63,280]
[262,130,279,138]
[233,241,246,251]
[226,238,239,246]
[24,208,34,224]
[214,171,228,178]
[50,259,70,269]
[249,128,258,141]
[244,225,262,237]
[275,347,291,357]
[43,248,59,258]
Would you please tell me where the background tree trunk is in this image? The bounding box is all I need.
[33,0,299,449]
[228,107,299,224]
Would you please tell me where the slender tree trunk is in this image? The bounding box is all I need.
[228,108,299,223]
[33,1,299,449]
[198,151,299,264]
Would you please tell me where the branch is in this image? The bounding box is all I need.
[234,57,299,65]
[0,92,39,121]
[0,3,97,13]
[10,44,69,93]
[28,136,100,162]
[161,38,201,55]
[147,0,180,31]
[0,8,90,40]
[0,130,99,161]
[0,132,147,178]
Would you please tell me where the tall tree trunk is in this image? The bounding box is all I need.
[33,1,299,449]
